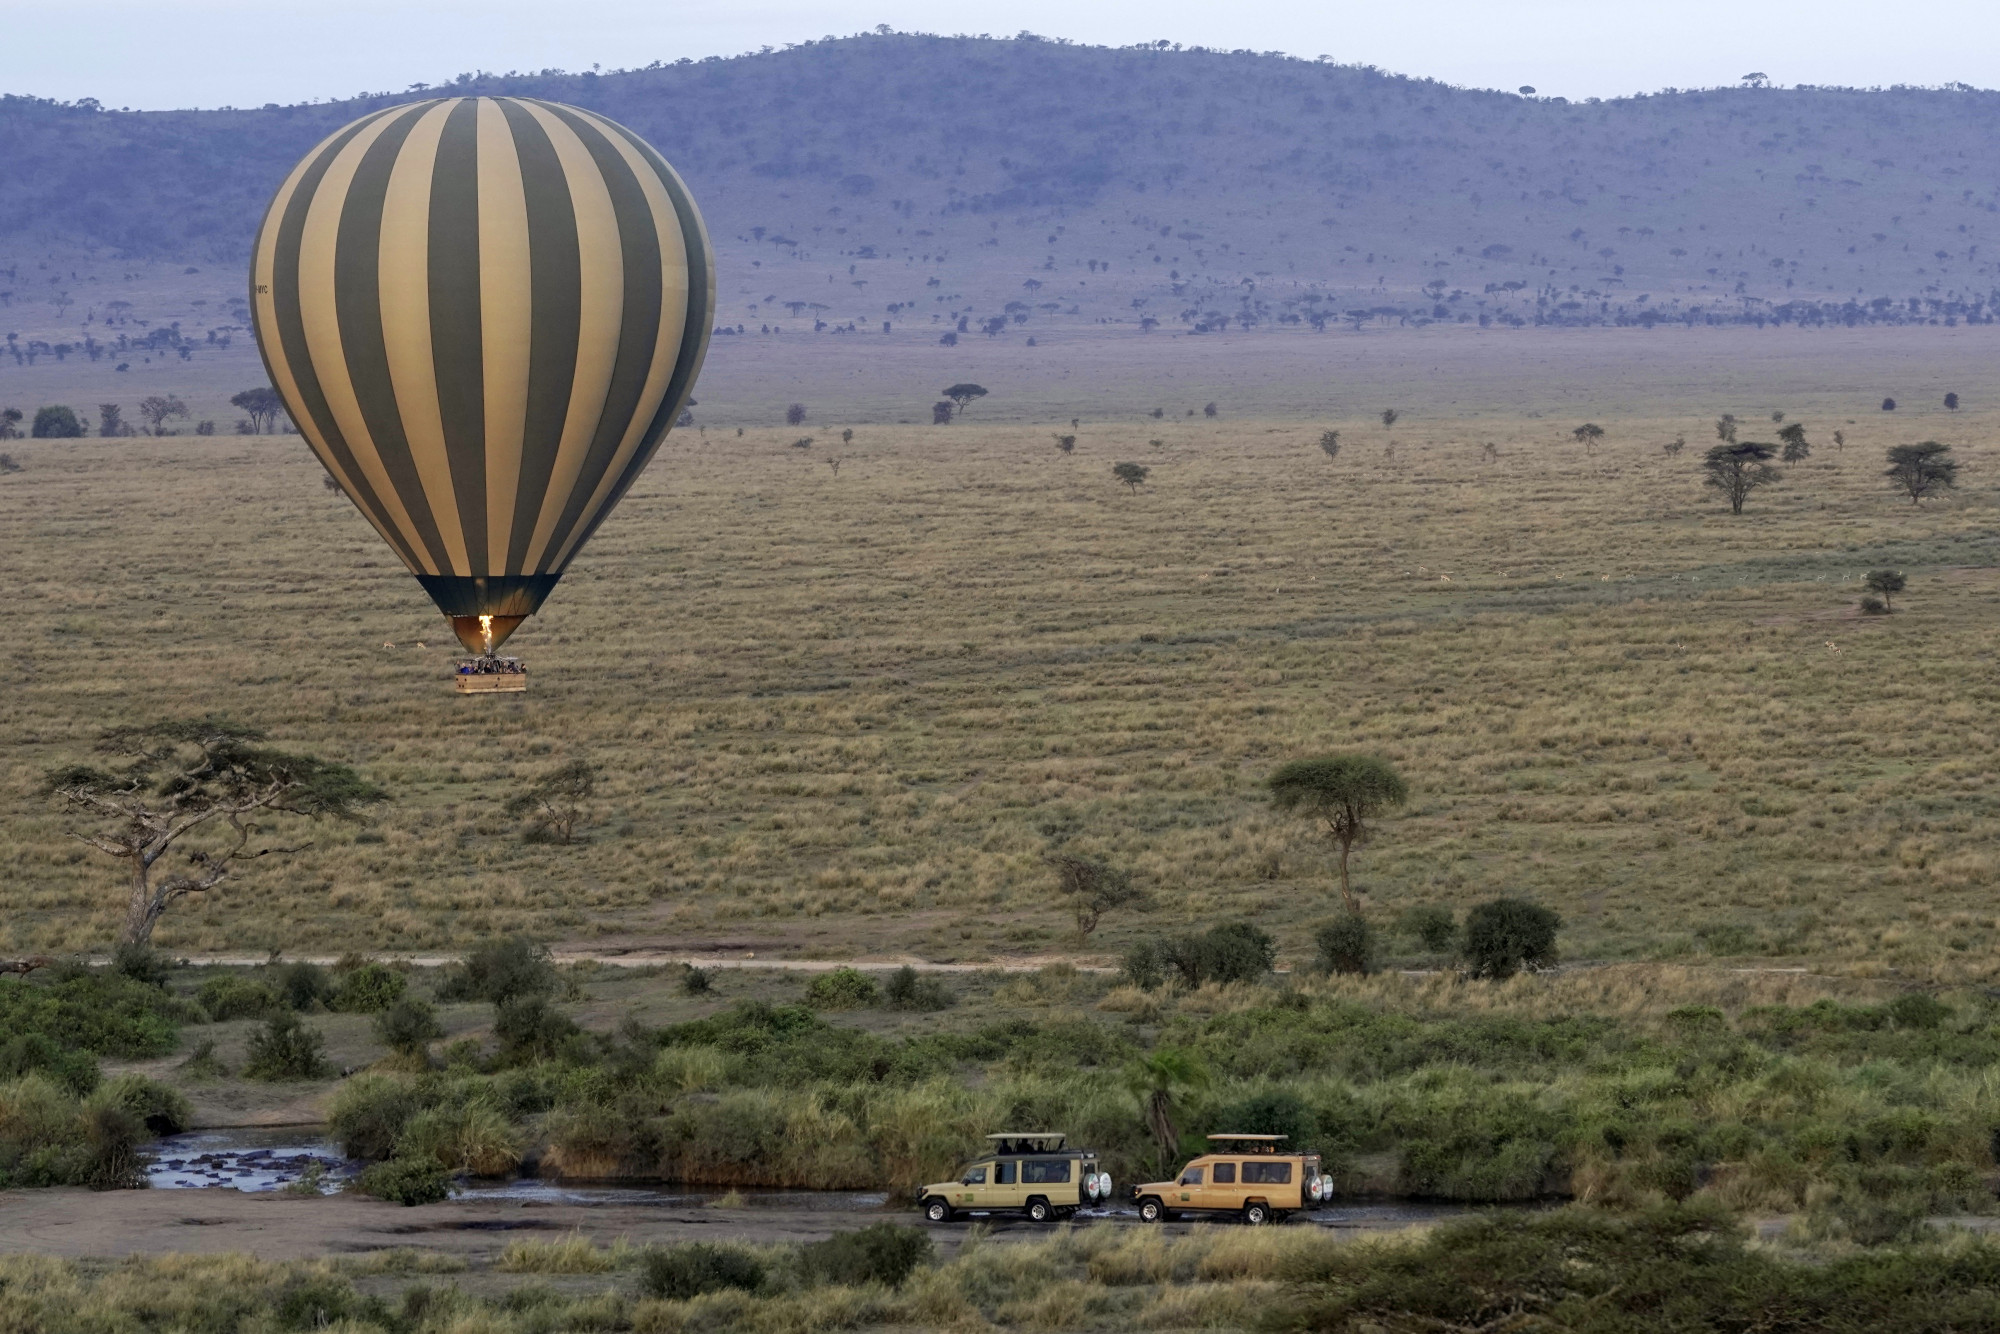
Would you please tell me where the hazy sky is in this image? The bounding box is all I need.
[12,0,2000,111]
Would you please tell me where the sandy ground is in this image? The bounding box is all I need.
[0,1189,1471,1262]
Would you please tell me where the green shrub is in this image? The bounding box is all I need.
[1887,992,1951,1031]
[0,1074,154,1191]
[680,964,713,996]
[30,406,85,438]
[0,1032,100,1097]
[884,966,955,1012]
[352,1156,451,1206]
[1158,921,1274,987]
[1398,904,1459,952]
[99,1074,192,1134]
[277,961,332,1011]
[112,943,174,989]
[243,1012,331,1081]
[1315,915,1376,976]
[329,1074,420,1158]
[198,974,281,1022]
[1120,940,1165,990]
[805,967,879,1010]
[493,996,580,1063]
[1461,899,1562,980]
[374,997,445,1058]
[0,968,188,1057]
[638,1243,765,1300]
[799,1223,931,1288]
[438,938,557,1004]
[330,962,407,1014]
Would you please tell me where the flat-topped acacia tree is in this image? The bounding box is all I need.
[43,719,385,945]
[1268,754,1409,914]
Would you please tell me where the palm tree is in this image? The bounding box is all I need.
[1125,1047,1209,1175]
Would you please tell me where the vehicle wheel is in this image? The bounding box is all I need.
[1138,1197,1166,1224]
[1027,1197,1052,1223]
[1243,1203,1271,1226]
[924,1198,952,1223]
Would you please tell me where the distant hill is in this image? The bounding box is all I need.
[4,32,2000,362]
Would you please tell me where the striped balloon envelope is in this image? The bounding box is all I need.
[250,96,713,658]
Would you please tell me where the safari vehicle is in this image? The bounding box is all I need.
[919,1133,1114,1223]
[1131,1133,1330,1225]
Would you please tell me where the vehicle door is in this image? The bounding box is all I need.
[991,1158,1025,1211]
[955,1161,992,1210]
[1171,1161,1206,1212]
[1204,1159,1241,1211]
[1022,1155,1073,1205]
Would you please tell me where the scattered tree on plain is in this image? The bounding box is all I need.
[0,452,19,474]
[0,408,20,438]
[30,406,84,438]
[1864,569,1906,612]
[1380,408,1399,429]
[1884,442,1957,503]
[1112,461,1149,490]
[942,383,988,414]
[1571,422,1605,454]
[841,428,853,444]
[1945,392,1960,410]
[1461,899,1561,979]
[1663,436,1685,457]
[791,436,812,450]
[1203,402,1218,418]
[1267,754,1409,914]
[1833,430,1845,451]
[42,720,385,945]
[1882,397,1897,411]
[932,401,954,425]
[97,404,125,437]
[1702,440,1780,514]
[1053,434,1076,453]
[229,387,284,434]
[1714,414,1738,444]
[1047,853,1148,938]
[1480,441,1499,462]
[785,403,807,426]
[505,760,598,846]
[137,396,189,435]
[1318,430,1340,459]
[1777,422,1810,462]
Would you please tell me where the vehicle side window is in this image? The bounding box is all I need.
[1211,1162,1236,1184]
[1243,1161,1293,1184]
[962,1165,987,1185]
[1023,1159,1071,1184]
[996,1161,1017,1185]
[1179,1166,1204,1186]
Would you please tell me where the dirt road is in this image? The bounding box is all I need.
[0,1189,1462,1263]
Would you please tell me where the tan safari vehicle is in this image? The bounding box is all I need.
[919,1133,1113,1223]
[1131,1133,1330,1225]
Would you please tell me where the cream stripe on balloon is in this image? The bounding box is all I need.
[476,97,533,577]
[295,111,439,575]
[376,100,469,576]
[547,108,690,571]
[517,99,623,574]
[253,129,378,513]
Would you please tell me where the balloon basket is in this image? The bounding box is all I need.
[454,656,527,694]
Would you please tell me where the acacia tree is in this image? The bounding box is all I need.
[1380,408,1400,429]
[1112,461,1149,491]
[1318,430,1340,459]
[1571,422,1605,454]
[1715,414,1738,444]
[504,760,598,845]
[1884,442,1957,503]
[137,395,189,435]
[1047,854,1149,938]
[229,388,284,434]
[1268,754,1409,913]
[942,383,988,414]
[785,403,808,426]
[1864,569,1907,612]
[1702,441,1780,514]
[43,720,385,945]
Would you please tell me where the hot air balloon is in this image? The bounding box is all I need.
[249,97,713,690]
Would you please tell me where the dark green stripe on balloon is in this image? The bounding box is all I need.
[428,98,489,576]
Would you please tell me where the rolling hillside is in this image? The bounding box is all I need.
[1,32,1999,381]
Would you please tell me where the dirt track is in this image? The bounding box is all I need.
[0,1189,1466,1263]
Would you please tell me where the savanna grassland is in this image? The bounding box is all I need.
[5,328,1999,981]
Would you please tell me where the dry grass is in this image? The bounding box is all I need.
[6,392,1999,979]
